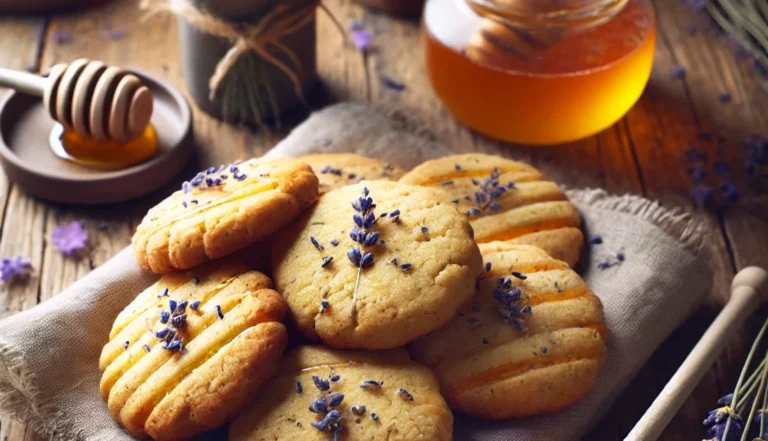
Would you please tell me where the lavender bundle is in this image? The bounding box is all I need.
[701,317,768,441]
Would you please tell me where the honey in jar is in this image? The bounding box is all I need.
[423,0,656,145]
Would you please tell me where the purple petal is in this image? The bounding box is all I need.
[380,75,406,91]
[351,29,372,50]
[105,29,125,40]
[52,31,72,45]
[51,221,89,256]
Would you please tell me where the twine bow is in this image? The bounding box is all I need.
[141,0,319,101]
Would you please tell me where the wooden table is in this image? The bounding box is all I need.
[0,1,765,439]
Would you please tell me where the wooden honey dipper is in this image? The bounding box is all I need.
[0,59,153,143]
[627,266,768,440]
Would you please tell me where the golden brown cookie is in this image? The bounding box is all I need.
[272,180,483,350]
[230,345,453,441]
[301,153,404,193]
[408,244,607,419]
[133,157,319,273]
[99,260,289,441]
[399,153,584,266]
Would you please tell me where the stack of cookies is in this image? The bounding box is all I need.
[101,153,608,441]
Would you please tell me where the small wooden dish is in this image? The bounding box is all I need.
[0,68,192,205]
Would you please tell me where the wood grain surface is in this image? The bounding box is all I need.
[0,0,766,440]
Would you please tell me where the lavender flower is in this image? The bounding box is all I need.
[51,221,88,256]
[52,31,72,44]
[349,20,372,50]
[703,406,742,441]
[720,181,740,203]
[380,74,406,91]
[311,409,342,432]
[348,187,381,311]
[310,398,329,414]
[511,271,527,280]
[688,166,707,182]
[296,380,303,394]
[322,164,343,176]
[692,184,714,208]
[328,392,345,407]
[171,314,187,328]
[466,168,514,217]
[351,405,366,415]
[105,29,126,40]
[313,375,331,391]
[162,337,183,352]
[493,277,531,331]
[672,64,687,79]
[360,380,383,389]
[395,388,414,401]
[0,256,32,282]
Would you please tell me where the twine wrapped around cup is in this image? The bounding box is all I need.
[141,0,319,127]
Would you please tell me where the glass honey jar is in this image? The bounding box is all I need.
[423,0,656,145]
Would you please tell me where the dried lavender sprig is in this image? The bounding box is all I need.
[740,352,768,441]
[735,359,766,411]
[349,187,379,314]
[721,317,768,441]
[705,1,768,71]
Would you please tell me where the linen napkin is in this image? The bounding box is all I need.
[0,103,712,441]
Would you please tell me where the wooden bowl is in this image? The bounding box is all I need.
[0,68,192,205]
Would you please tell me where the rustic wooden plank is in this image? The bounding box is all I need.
[623,1,765,440]
[317,0,369,103]
[0,15,47,441]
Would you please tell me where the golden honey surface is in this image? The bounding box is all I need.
[423,0,656,145]
[55,125,158,170]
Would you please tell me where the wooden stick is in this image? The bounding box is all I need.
[626,266,768,441]
[0,66,47,96]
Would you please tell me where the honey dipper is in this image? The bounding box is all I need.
[627,266,768,440]
[0,59,153,143]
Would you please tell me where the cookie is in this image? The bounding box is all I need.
[300,153,405,193]
[408,244,607,419]
[399,153,584,266]
[133,157,319,273]
[272,180,483,349]
[229,345,453,441]
[99,261,289,441]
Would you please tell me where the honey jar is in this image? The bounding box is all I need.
[423,0,656,145]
